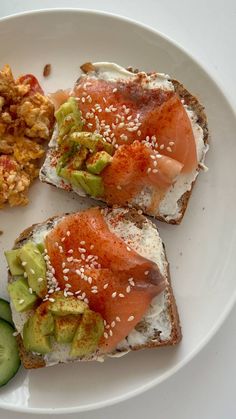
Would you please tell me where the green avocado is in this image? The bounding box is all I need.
[36,307,55,336]
[69,132,114,155]
[5,249,24,276]
[69,146,88,170]
[55,97,83,143]
[48,293,87,316]
[86,150,112,174]
[19,241,47,298]
[54,315,81,343]
[36,242,45,254]
[60,169,104,197]
[70,310,104,357]
[7,277,38,312]
[23,312,52,354]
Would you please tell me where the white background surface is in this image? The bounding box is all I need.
[0,1,235,418]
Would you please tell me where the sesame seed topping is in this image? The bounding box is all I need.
[111,321,116,328]
[67,256,73,262]
[128,315,135,322]
[144,270,149,275]
[127,246,131,252]
[147,168,152,174]
[63,268,69,274]
[63,276,69,281]
[119,293,125,298]
[159,144,164,150]
[75,290,81,295]
[112,88,117,93]
[38,277,43,282]
[116,316,121,322]
[117,185,122,190]
[67,291,74,296]
[49,298,55,303]
[104,332,109,339]
[112,292,117,298]
[18,299,24,305]
[91,289,98,294]
[84,298,89,304]
[90,244,94,250]
[103,283,109,289]
[152,169,158,173]
[48,289,54,294]
[68,249,74,254]
[13,331,19,336]
[105,324,110,329]
[169,141,175,146]
[137,130,141,136]
[22,261,27,266]
[166,146,172,152]
[66,231,71,237]
[81,254,85,260]
[23,272,27,278]
[126,285,131,293]
[109,329,113,336]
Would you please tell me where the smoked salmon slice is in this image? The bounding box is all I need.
[45,208,166,352]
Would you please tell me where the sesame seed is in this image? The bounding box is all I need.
[84,298,89,304]
[166,146,172,152]
[117,185,122,190]
[116,316,121,322]
[62,262,66,268]
[150,155,156,160]
[55,287,61,292]
[75,269,81,275]
[44,248,48,254]
[23,272,28,278]
[152,169,158,173]
[65,283,72,288]
[147,168,152,174]
[169,141,175,146]
[104,332,109,339]
[68,249,74,254]
[63,276,69,281]
[144,270,149,275]
[153,161,157,167]
[67,256,73,262]
[128,315,135,322]
[66,231,71,237]
[22,261,27,266]
[105,324,110,329]
[91,289,98,294]
[34,250,40,254]
[59,246,63,253]
[81,292,86,299]
[109,329,113,336]
[160,144,165,150]
[19,299,24,305]
[13,331,19,336]
[126,285,131,293]
[49,298,55,303]
[137,130,141,136]
[80,240,86,245]
[127,246,131,252]
[63,268,69,274]
[90,244,94,250]
[38,277,44,282]
[103,283,109,289]
[48,289,54,294]
[67,291,74,296]
[81,254,85,260]
[111,321,116,328]
[112,292,117,298]
[61,237,65,242]
[78,247,86,253]
[119,293,125,298]
[112,88,117,93]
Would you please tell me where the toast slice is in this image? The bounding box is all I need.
[40,62,209,224]
[7,207,181,369]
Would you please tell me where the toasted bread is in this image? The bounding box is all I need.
[8,208,181,369]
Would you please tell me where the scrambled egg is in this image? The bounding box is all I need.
[0,65,54,208]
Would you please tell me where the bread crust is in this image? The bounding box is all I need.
[9,209,181,368]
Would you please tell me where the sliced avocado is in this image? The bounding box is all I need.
[36,307,54,336]
[36,242,45,254]
[7,277,38,312]
[55,97,83,143]
[69,132,114,155]
[48,292,87,316]
[54,315,80,343]
[5,249,24,276]
[67,170,104,197]
[56,142,78,175]
[69,146,88,170]
[86,150,112,174]
[70,310,104,357]
[19,241,47,298]
[23,313,52,354]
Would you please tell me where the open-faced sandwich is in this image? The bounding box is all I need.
[5,207,181,368]
[40,62,208,224]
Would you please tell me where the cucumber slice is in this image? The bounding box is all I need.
[0,298,13,325]
[0,319,20,387]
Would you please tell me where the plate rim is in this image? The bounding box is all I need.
[0,7,236,414]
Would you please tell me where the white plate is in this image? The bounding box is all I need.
[0,8,236,414]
